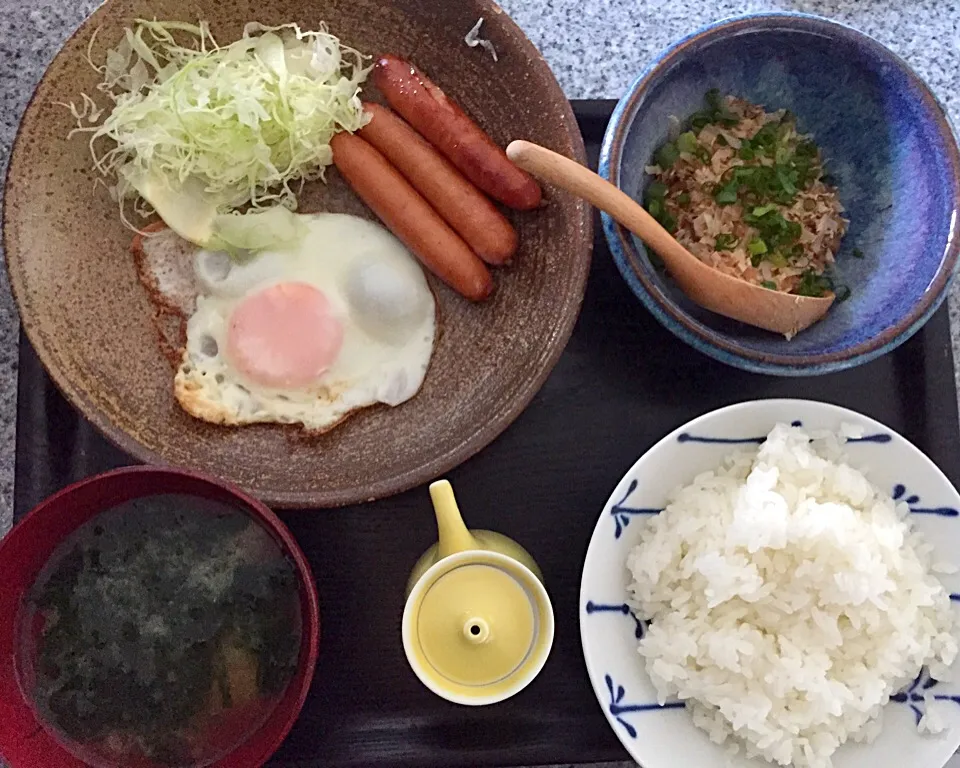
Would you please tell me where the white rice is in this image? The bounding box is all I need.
[626,423,958,767]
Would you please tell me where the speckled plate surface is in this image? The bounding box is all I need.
[3,0,591,507]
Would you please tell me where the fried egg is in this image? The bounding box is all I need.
[172,213,436,432]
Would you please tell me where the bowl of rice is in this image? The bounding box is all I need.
[580,399,960,768]
[599,13,960,375]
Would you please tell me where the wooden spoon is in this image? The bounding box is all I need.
[505,140,834,337]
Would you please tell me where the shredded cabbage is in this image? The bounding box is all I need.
[66,19,371,251]
[464,18,498,63]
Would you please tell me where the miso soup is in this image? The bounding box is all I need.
[16,493,303,768]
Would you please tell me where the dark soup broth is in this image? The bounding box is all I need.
[16,494,303,768]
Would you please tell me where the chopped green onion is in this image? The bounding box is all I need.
[743,206,802,256]
[784,243,806,261]
[794,140,818,159]
[852,248,864,259]
[835,285,852,302]
[719,116,831,208]
[761,280,777,290]
[795,270,834,297]
[641,95,836,280]
[714,233,739,251]
[656,142,680,168]
[690,111,712,131]
[677,131,699,154]
[705,90,739,127]
[646,180,668,199]
[776,167,798,196]
[741,122,778,159]
[689,89,739,130]
[715,182,739,205]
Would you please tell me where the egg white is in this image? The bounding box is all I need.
[174,213,437,432]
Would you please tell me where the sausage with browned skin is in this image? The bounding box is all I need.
[330,131,494,302]
[372,55,542,211]
[359,103,518,265]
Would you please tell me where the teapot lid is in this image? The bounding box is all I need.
[416,561,536,687]
[402,480,554,705]
[404,548,556,702]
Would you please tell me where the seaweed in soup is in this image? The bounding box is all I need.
[21,494,302,768]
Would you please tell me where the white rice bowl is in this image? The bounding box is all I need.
[580,400,960,768]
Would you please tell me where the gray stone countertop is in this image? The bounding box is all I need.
[0,0,958,541]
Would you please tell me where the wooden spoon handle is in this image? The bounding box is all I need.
[505,140,691,268]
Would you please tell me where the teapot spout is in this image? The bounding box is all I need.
[431,480,477,558]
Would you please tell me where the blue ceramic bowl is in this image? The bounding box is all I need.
[599,13,960,376]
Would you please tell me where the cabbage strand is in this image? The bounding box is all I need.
[66,20,372,223]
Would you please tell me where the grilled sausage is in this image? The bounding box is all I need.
[372,55,542,211]
[331,131,494,302]
[359,103,518,265]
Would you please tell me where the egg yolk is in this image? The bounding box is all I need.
[226,282,343,389]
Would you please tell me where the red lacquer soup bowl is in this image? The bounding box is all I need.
[0,467,320,768]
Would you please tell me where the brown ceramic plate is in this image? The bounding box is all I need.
[4,0,591,508]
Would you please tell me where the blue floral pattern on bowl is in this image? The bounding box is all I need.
[609,479,661,539]
[894,484,960,517]
[893,670,960,726]
[579,399,960,768]
[584,600,646,638]
[598,12,960,376]
[608,421,949,538]
[604,675,685,738]
[586,602,960,736]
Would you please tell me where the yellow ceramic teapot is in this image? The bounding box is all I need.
[401,479,555,705]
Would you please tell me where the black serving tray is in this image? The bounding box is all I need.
[14,100,960,768]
